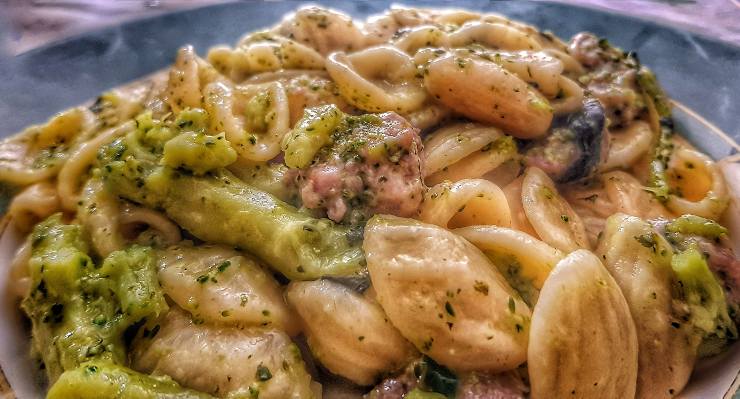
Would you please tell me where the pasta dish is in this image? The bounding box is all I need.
[0,5,738,399]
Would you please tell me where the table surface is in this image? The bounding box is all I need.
[1,0,739,56]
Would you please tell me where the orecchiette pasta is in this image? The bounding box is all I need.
[326,45,427,113]
[204,80,290,162]
[209,33,325,82]
[521,167,589,252]
[419,179,511,229]
[132,307,315,399]
[454,225,564,289]
[156,244,298,334]
[364,215,531,372]
[665,147,729,220]
[447,21,542,51]
[8,181,60,233]
[57,120,135,211]
[596,214,697,399]
[286,279,417,385]
[528,250,638,399]
[275,7,367,55]
[602,120,654,171]
[0,108,92,185]
[424,50,553,138]
[423,122,516,185]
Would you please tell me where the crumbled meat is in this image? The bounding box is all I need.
[568,32,644,128]
[457,371,529,399]
[296,112,424,224]
[698,239,740,311]
[365,369,418,399]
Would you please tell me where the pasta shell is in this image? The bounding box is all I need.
[521,166,589,252]
[596,214,698,398]
[424,51,552,138]
[419,179,512,229]
[156,243,298,335]
[363,215,530,372]
[454,225,563,289]
[528,250,638,399]
[286,279,417,385]
[132,307,315,399]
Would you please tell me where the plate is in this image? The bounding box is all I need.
[0,1,738,398]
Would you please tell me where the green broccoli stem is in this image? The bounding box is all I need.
[48,362,213,399]
[100,137,364,280]
[637,68,675,203]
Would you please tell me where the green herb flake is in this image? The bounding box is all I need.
[256,364,272,381]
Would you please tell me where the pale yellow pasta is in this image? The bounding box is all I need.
[131,307,315,399]
[204,80,290,162]
[432,9,481,25]
[602,121,654,171]
[423,122,504,177]
[447,21,542,51]
[275,6,366,55]
[542,48,585,75]
[364,215,531,372]
[603,171,673,220]
[596,214,697,399]
[77,178,181,257]
[362,14,399,45]
[286,279,417,385]
[521,167,589,252]
[666,147,729,220]
[326,45,427,113]
[550,76,584,114]
[418,179,511,229]
[156,244,297,334]
[209,34,324,82]
[423,50,553,138]
[8,181,60,233]
[57,120,135,211]
[502,176,539,237]
[483,50,564,97]
[528,250,638,399]
[166,46,204,112]
[117,202,182,247]
[392,25,450,54]
[566,171,672,246]
[402,102,452,130]
[455,225,564,289]
[0,107,92,185]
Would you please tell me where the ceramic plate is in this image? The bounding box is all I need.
[0,1,738,398]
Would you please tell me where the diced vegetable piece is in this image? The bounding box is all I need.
[47,362,212,399]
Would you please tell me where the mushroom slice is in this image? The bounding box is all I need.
[363,215,530,372]
[596,214,698,398]
[528,250,638,399]
[286,279,417,385]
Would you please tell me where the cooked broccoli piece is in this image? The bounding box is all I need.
[99,111,364,280]
[47,361,212,399]
[21,215,168,382]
